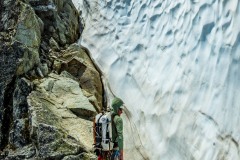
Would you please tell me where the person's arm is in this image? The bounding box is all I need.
[115,117,123,159]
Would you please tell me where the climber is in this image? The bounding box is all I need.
[94,97,124,160]
[111,97,124,160]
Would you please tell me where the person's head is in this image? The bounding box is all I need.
[112,97,124,115]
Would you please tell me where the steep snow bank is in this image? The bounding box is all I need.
[73,0,240,159]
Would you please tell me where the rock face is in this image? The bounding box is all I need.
[0,0,100,159]
[29,0,80,45]
[27,73,96,159]
[0,0,41,150]
[14,2,41,75]
[10,78,32,148]
[53,44,103,112]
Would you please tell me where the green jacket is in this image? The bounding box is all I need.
[111,97,124,150]
[112,114,123,150]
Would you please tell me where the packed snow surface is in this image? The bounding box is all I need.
[73,0,240,159]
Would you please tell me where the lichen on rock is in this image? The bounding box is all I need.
[14,1,41,75]
[0,0,101,159]
[27,73,96,158]
[29,0,81,46]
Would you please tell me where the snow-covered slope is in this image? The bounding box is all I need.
[73,0,240,159]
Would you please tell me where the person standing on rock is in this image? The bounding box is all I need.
[111,97,124,160]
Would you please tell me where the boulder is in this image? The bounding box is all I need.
[27,73,96,158]
[53,44,103,112]
[14,1,41,75]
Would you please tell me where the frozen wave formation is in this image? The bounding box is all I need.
[73,0,240,159]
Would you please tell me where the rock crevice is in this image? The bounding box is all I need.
[1,76,15,150]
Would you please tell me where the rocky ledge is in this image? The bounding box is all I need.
[0,0,100,159]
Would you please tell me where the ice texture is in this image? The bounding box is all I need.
[73,0,240,159]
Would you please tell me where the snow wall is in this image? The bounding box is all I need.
[73,0,240,159]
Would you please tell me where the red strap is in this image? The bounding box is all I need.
[98,155,102,160]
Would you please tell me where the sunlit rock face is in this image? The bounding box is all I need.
[74,0,240,159]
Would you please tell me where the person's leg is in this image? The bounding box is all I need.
[110,151,115,160]
[111,150,120,160]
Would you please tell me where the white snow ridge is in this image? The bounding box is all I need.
[73,0,240,159]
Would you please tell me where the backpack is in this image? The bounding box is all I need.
[93,111,115,151]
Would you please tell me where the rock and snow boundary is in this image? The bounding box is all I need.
[74,0,240,159]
